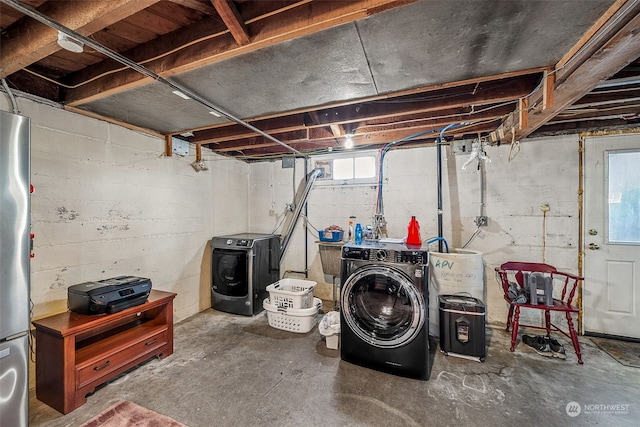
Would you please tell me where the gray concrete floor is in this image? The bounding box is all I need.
[30,306,639,427]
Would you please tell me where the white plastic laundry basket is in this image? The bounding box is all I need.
[263,297,322,333]
[266,278,316,309]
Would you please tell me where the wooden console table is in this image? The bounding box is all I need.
[32,289,176,414]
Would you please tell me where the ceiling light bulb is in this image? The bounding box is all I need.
[344,134,354,149]
[57,31,83,53]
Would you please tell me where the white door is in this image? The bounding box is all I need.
[583,133,640,338]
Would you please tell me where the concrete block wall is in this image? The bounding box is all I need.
[1,95,249,323]
[2,92,580,328]
[251,135,580,325]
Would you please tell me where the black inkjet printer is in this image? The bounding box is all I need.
[67,276,152,315]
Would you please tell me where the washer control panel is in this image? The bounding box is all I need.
[342,246,370,260]
[224,238,253,247]
[395,250,428,264]
[342,243,428,264]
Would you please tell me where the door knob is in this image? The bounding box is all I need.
[588,243,600,250]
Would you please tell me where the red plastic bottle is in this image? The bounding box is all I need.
[406,216,422,246]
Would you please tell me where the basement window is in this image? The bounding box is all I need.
[333,156,376,180]
[315,153,377,184]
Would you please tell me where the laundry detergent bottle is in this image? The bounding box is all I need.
[406,216,422,246]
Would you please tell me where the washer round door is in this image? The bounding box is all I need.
[341,264,426,348]
[212,248,248,297]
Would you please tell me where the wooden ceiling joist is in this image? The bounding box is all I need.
[0,0,160,78]
[201,104,511,154]
[186,76,535,145]
[60,0,416,106]
[210,0,251,46]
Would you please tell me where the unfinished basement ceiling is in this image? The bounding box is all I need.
[1,0,640,161]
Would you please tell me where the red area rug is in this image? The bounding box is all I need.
[80,400,187,427]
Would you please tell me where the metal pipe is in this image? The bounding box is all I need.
[303,159,309,278]
[279,167,324,261]
[436,125,455,253]
[1,0,301,155]
[594,75,640,89]
[436,139,443,253]
[479,154,486,218]
[435,123,463,252]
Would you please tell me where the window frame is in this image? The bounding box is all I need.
[313,151,379,186]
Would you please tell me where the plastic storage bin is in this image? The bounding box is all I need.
[319,230,344,242]
[266,278,316,309]
[263,297,322,333]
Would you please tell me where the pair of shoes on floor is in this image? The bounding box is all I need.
[546,336,567,359]
[522,334,567,359]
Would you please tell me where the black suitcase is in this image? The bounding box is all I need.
[439,295,486,362]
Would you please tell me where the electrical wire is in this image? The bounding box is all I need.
[300,213,321,238]
[270,207,289,235]
[1,78,20,114]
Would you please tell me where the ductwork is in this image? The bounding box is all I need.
[279,167,324,261]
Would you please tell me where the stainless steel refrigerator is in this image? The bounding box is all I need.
[0,110,30,427]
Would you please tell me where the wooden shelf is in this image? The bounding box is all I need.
[32,289,176,414]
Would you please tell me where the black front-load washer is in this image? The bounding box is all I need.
[340,240,433,380]
[210,233,280,316]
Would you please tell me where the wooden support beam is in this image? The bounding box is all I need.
[63,105,164,138]
[518,98,529,129]
[0,0,160,78]
[195,143,202,162]
[165,134,173,157]
[518,98,528,130]
[330,124,345,137]
[210,0,251,46]
[543,71,555,110]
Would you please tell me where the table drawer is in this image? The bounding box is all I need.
[76,328,167,389]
